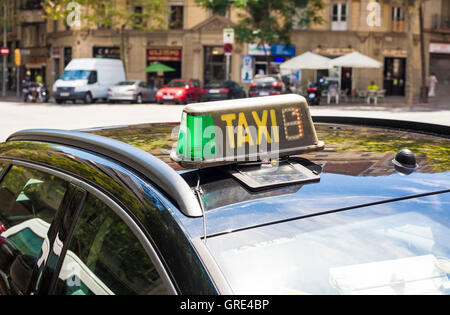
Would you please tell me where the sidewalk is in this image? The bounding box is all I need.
[0,89,448,112]
[0,90,23,102]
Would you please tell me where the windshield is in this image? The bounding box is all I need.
[205,81,226,88]
[253,76,279,84]
[59,70,92,81]
[206,193,450,295]
[167,80,188,88]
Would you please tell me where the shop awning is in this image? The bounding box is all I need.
[141,62,176,73]
[330,51,382,68]
[280,52,333,72]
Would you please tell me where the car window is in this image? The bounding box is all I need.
[138,82,146,88]
[53,194,168,295]
[193,80,201,88]
[167,80,187,88]
[0,165,68,257]
[116,81,136,86]
[88,71,97,84]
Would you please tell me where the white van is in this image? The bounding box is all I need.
[52,58,126,104]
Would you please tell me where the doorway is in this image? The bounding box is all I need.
[340,67,352,95]
[384,57,405,96]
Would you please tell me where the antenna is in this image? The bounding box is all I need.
[194,172,207,244]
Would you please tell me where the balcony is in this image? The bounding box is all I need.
[19,0,45,24]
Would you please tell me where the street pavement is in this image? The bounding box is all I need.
[0,98,448,142]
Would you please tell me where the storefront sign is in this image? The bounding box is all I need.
[314,48,354,56]
[248,43,271,56]
[147,49,182,61]
[271,44,296,57]
[51,47,61,58]
[429,42,450,54]
[223,28,235,44]
[383,49,407,58]
[241,55,253,83]
[93,46,121,59]
[29,56,47,64]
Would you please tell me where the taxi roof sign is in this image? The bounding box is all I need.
[171,94,324,169]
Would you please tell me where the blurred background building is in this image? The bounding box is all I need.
[1,0,449,99]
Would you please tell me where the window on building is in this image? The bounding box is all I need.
[23,24,38,47]
[169,6,183,30]
[133,6,144,29]
[331,3,347,31]
[64,47,72,68]
[204,46,226,83]
[20,0,42,10]
[98,3,112,29]
[442,0,450,28]
[392,7,404,32]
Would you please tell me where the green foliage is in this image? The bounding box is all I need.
[43,0,166,31]
[195,0,324,46]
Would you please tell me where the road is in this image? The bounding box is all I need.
[0,100,449,142]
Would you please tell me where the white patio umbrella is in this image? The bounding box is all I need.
[330,51,382,68]
[280,51,333,73]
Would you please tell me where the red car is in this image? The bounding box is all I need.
[156,79,203,104]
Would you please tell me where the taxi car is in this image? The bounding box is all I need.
[0,95,448,295]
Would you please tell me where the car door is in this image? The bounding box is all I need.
[49,193,170,295]
[228,81,238,98]
[0,163,85,295]
[87,71,100,99]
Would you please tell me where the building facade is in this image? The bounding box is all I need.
[3,0,449,99]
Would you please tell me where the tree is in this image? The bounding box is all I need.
[43,0,167,74]
[195,0,323,74]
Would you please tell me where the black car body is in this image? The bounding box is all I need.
[201,80,247,102]
[249,75,286,97]
[0,103,449,295]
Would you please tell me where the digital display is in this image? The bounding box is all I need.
[282,107,304,141]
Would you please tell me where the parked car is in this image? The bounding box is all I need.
[200,80,247,102]
[52,58,126,104]
[248,75,286,97]
[107,81,157,104]
[156,79,203,104]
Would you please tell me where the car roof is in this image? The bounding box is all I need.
[5,119,450,240]
[83,119,449,237]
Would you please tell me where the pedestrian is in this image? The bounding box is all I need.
[327,82,339,104]
[428,73,438,97]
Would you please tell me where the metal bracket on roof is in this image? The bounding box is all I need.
[6,129,204,218]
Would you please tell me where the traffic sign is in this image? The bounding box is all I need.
[1,47,10,56]
[223,43,234,54]
[223,29,234,44]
